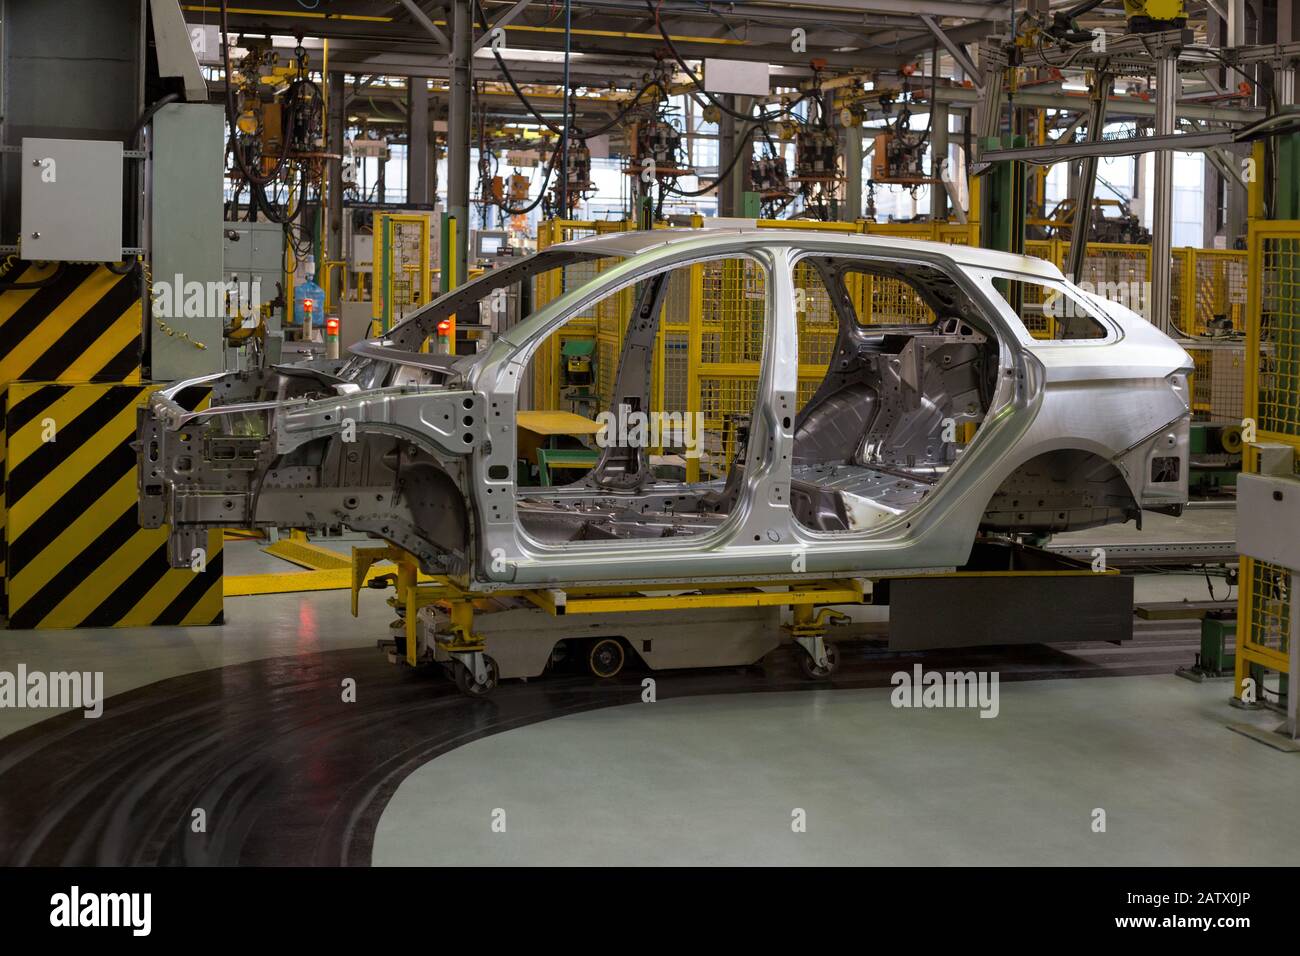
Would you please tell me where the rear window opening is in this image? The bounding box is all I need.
[989,275,1113,341]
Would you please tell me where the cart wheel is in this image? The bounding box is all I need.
[588,638,626,679]
[453,656,499,696]
[797,642,839,680]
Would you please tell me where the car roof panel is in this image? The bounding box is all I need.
[555,226,1067,281]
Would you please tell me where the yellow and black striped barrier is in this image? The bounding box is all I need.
[1,382,222,629]
[0,261,143,385]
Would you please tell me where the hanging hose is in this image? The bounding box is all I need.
[662,122,761,198]
[221,0,286,195]
[496,149,560,216]
[472,0,655,145]
[642,0,809,126]
[220,0,324,224]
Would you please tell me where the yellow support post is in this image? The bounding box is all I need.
[1247,141,1267,222]
[320,259,348,311]
[1178,248,1196,333]
[442,599,484,648]
[686,261,704,482]
[1234,219,1300,700]
[373,212,433,329]
[397,558,420,666]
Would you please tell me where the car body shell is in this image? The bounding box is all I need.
[137,228,1192,590]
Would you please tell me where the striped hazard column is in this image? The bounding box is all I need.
[0,261,143,384]
[2,382,223,629]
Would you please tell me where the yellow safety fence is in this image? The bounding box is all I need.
[1236,220,1300,700]
[531,219,1250,470]
[532,219,636,414]
[532,219,977,475]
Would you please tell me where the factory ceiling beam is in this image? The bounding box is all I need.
[194,0,1004,32]
[325,38,877,74]
[506,12,883,59]
[205,3,930,69]
[932,83,1262,123]
[920,15,985,89]
[892,18,998,54]
[474,0,533,50]
[396,0,451,50]
[553,0,941,32]
[456,10,892,68]
[265,39,654,84]
[471,31,877,69]
[753,0,1010,21]
[207,4,928,47]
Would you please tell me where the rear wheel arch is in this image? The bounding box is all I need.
[978,447,1141,534]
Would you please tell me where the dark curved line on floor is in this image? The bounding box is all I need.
[0,627,1198,866]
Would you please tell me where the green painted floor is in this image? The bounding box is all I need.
[373,677,1296,866]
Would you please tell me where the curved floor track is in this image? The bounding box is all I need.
[0,627,1199,865]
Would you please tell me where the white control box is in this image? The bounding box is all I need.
[21,137,124,262]
[1237,472,1300,570]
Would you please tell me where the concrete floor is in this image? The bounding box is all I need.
[373,676,1295,866]
[0,546,390,737]
[3,504,1289,867]
[0,529,1237,738]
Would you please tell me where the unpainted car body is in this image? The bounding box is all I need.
[137,228,1192,589]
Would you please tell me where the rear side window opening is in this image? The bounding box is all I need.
[986,274,1114,342]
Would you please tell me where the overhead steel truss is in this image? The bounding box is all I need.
[972,112,1300,168]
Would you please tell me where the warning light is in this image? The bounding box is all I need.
[436,319,451,335]
[325,318,339,335]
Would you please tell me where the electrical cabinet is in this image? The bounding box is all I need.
[150,104,225,380]
[20,137,124,262]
